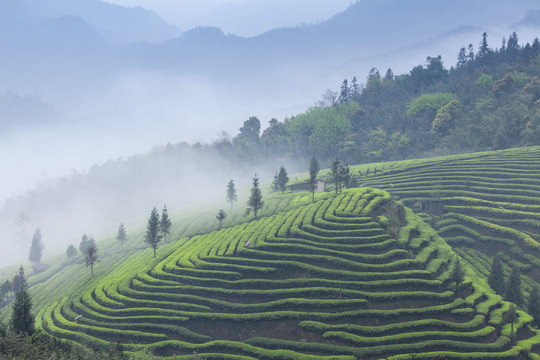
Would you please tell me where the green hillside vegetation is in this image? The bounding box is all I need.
[345,146,540,315]
[4,147,540,358]
[258,32,540,165]
[4,31,540,360]
[168,31,540,167]
[3,180,540,358]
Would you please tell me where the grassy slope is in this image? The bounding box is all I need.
[3,146,540,358]
[0,188,335,322]
[347,146,540,301]
[30,188,540,358]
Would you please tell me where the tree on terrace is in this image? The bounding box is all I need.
[247,175,264,219]
[503,304,518,344]
[85,244,98,278]
[226,180,237,210]
[11,266,26,295]
[488,255,505,295]
[145,207,162,258]
[66,244,77,259]
[79,234,96,255]
[160,205,172,243]
[28,228,44,264]
[271,171,279,192]
[331,159,341,194]
[450,258,465,298]
[309,156,320,203]
[505,266,523,306]
[216,209,226,230]
[528,285,540,327]
[276,166,289,194]
[10,266,33,335]
[116,222,127,251]
[339,162,351,189]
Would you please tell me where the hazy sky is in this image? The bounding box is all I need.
[103,0,354,37]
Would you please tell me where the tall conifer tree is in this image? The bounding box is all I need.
[226,180,237,210]
[247,175,264,219]
[488,256,505,294]
[145,207,162,258]
[85,244,98,278]
[116,223,127,251]
[277,166,289,194]
[28,228,44,264]
[10,265,33,335]
[309,156,320,203]
[505,266,523,306]
[450,258,465,298]
[528,285,540,327]
[160,205,172,243]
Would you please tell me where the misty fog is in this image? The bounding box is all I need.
[102,0,354,37]
[1,0,540,268]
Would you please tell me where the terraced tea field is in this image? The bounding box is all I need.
[35,188,540,359]
[358,146,540,303]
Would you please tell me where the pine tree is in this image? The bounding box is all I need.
[216,209,226,230]
[10,266,33,335]
[85,244,98,277]
[488,256,505,295]
[450,258,465,298]
[503,304,518,344]
[457,47,467,67]
[532,38,540,57]
[116,223,127,251]
[467,43,475,61]
[331,159,341,194]
[66,244,77,259]
[226,180,237,210]
[247,175,264,219]
[350,77,360,100]
[28,228,44,264]
[505,266,523,306]
[339,163,351,189]
[478,32,489,58]
[277,166,289,194]
[145,207,162,258]
[309,156,320,203]
[528,285,540,327]
[160,205,172,243]
[338,79,350,103]
[0,280,11,306]
[271,171,279,192]
[12,266,27,295]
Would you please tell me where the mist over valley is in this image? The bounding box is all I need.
[2,0,540,267]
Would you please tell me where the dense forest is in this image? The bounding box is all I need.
[174,31,540,167]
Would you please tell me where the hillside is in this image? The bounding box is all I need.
[4,5,540,271]
[353,146,540,316]
[4,145,540,357]
[31,188,540,358]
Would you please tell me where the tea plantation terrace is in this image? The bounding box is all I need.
[36,188,540,359]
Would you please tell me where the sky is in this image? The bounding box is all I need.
[102,0,354,37]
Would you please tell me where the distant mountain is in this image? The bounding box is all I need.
[1,0,540,129]
[0,93,57,131]
[141,0,540,75]
[198,0,352,37]
[519,9,540,27]
[0,0,180,45]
